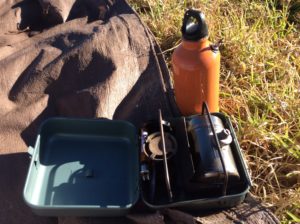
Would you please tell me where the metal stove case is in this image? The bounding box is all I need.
[23,109,251,216]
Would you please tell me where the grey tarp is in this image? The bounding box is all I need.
[0,0,279,223]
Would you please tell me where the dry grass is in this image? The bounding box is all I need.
[128,0,300,223]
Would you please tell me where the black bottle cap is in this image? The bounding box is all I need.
[181,9,208,41]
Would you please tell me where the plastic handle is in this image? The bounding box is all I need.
[182,9,206,34]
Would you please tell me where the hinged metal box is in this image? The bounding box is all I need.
[23,111,251,216]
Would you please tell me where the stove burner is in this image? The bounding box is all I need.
[144,132,177,160]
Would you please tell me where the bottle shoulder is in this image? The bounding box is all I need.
[172,42,220,66]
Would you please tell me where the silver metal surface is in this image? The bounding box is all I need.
[145,132,177,161]
[140,163,150,181]
[159,109,173,201]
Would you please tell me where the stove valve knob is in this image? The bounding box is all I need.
[217,129,233,146]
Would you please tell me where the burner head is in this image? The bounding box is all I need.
[144,132,177,160]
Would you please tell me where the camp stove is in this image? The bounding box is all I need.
[23,102,251,216]
[139,102,251,205]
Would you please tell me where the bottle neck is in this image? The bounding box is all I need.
[182,37,208,50]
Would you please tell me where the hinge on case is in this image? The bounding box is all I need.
[28,146,34,157]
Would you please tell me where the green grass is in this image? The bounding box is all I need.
[128,0,300,223]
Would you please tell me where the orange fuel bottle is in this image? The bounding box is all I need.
[171,9,220,115]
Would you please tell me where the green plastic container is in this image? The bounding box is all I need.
[23,115,251,216]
